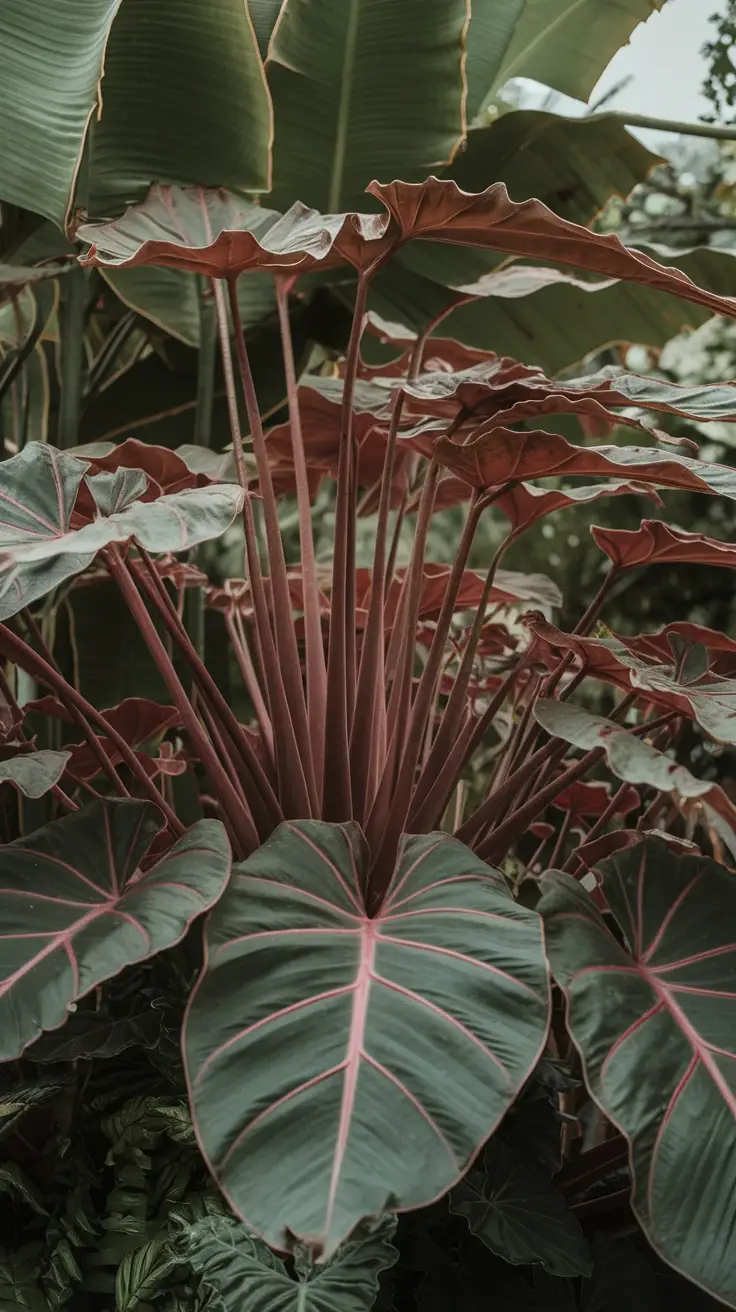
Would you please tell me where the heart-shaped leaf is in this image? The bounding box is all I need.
[0,798,231,1060]
[184,821,549,1255]
[450,1139,592,1278]
[0,750,71,798]
[178,1209,398,1311]
[592,521,736,570]
[540,839,736,1307]
[0,442,243,619]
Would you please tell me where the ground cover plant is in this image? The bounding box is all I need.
[1,2,736,1310]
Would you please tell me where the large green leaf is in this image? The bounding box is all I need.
[267,0,469,211]
[489,0,667,105]
[184,821,549,1255]
[179,1210,398,1311]
[0,442,244,619]
[464,3,527,124]
[103,266,276,347]
[366,246,736,374]
[451,1139,592,1278]
[540,839,736,1307]
[87,0,272,215]
[0,798,231,1060]
[0,0,122,224]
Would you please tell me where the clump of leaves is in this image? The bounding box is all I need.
[0,177,735,1309]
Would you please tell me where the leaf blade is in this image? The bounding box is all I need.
[540,840,736,1307]
[184,821,549,1255]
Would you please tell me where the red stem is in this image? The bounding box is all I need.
[368,490,483,898]
[134,550,282,832]
[476,745,607,865]
[350,385,406,821]
[275,277,327,788]
[105,547,257,855]
[213,279,313,819]
[227,277,317,813]
[226,612,275,763]
[0,625,183,834]
[323,275,369,820]
[17,614,131,800]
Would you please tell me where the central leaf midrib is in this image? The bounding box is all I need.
[328,0,361,212]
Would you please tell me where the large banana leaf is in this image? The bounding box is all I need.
[0,0,271,228]
[464,2,527,124]
[267,0,469,211]
[488,0,667,106]
[540,839,736,1307]
[0,0,122,224]
[184,821,549,1256]
[87,0,272,216]
[0,799,231,1061]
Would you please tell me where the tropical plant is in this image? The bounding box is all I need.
[0,172,734,1309]
[2,2,736,1309]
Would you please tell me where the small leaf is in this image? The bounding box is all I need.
[533,701,714,801]
[592,521,736,571]
[0,750,70,798]
[451,1139,592,1278]
[179,1210,398,1312]
[0,799,231,1060]
[115,1238,177,1311]
[87,469,149,516]
[26,1008,161,1063]
[540,839,736,1306]
[0,1163,48,1216]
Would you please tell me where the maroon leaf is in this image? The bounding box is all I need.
[592,520,736,570]
[407,427,736,499]
[550,780,640,820]
[369,179,736,323]
[626,624,736,680]
[496,481,662,536]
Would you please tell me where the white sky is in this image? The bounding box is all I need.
[592,0,729,122]
[515,0,731,145]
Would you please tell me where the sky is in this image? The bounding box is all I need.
[592,0,729,123]
[515,0,731,146]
